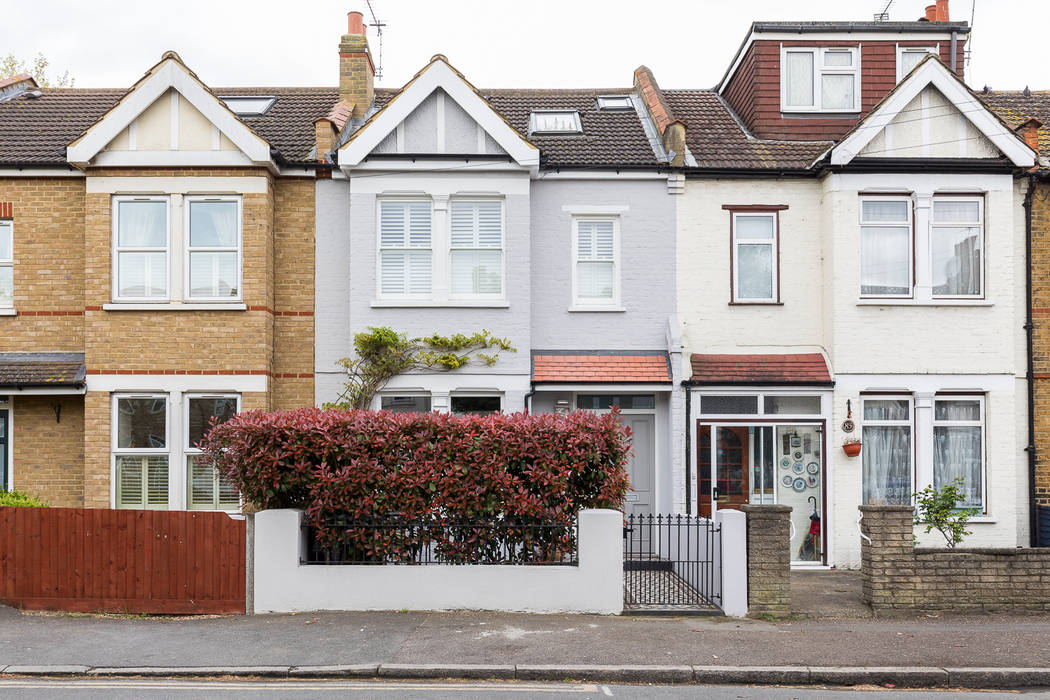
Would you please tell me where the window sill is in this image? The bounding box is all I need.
[965,516,997,524]
[856,299,993,307]
[0,308,16,316]
[102,302,247,311]
[568,305,626,313]
[370,300,510,309]
[729,301,784,306]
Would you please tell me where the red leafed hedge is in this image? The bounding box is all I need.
[199,408,631,526]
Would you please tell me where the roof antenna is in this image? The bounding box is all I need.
[365,0,386,80]
[873,0,893,21]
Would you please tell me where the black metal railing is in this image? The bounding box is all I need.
[623,513,722,610]
[302,515,578,566]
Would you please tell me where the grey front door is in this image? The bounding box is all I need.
[623,414,656,515]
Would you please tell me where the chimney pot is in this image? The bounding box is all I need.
[347,10,366,35]
[936,0,950,21]
[925,4,937,21]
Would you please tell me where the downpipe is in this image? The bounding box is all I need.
[1025,174,1039,546]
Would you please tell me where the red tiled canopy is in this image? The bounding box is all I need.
[689,353,832,385]
[532,352,671,383]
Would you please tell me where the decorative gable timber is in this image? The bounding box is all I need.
[67,52,273,170]
[829,55,1035,167]
[337,56,539,171]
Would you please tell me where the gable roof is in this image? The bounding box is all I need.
[829,55,1035,167]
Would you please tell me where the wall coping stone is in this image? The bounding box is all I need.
[859,505,914,513]
[914,547,1036,557]
[742,504,792,514]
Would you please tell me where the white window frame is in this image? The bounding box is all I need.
[931,394,986,513]
[528,110,583,135]
[0,219,12,309]
[450,393,504,415]
[376,392,433,413]
[859,196,914,299]
[596,95,633,111]
[112,195,171,302]
[376,197,434,300]
[930,195,984,300]
[731,211,778,303]
[448,198,505,300]
[896,45,939,82]
[183,195,243,302]
[780,46,861,113]
[184,393,241,512]
[571,216,621,309]
[860,395,914,506]
[112,393,171,510]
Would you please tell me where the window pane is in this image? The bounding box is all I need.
[0,221,11,260]
[933,425,982,508]
[933,200,980,222]
[860,226,910,295]
[0,266,11,307]
[116,455,168,508]
[824,50,853,67]
[451,250,501,295]
[188,397,239,448]
[862,425,911,504]
[577,220,615,260]
[188,455,239,510]
[380,396,432,413]
[785,52,814,107]
[578,394,655,410]
[861,200,909,222]
[735,215,774,239]
[863,399,909,421]
[931,226,981,295]
[935,400,981,421]
[821,73,855,110]
[189,201,238,247]
[451,396,501,415]
[381,250,431,295]
[577,261,614,299]
[764,395,821,415]
[117,398,166,449]
[899,50,927,77]
[701,395,758,415]
[380,201,431,248]
[189,251,239,298]
[737,244,773,299]
[118,201,167,247]
[118,251,167,298]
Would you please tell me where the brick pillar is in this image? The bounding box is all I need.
[859,505,915,611]
[741,504,791,616]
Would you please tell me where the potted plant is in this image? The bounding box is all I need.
[842,437,862,457]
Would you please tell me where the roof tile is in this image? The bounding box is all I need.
[690,353,832,384]
[533,352,671,383]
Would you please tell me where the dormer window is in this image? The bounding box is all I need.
[896,46,938,81]
[596,95,633,111]
[529,110,583,135]
[220,96,276,116]
[781,47,860,113]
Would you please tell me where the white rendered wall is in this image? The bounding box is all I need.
[717,509,748,617]
[253,509,624,614]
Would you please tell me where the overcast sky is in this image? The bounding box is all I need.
[5,0,1047,92]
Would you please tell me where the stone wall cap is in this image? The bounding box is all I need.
[742,504,792,513]
[859,505,915,513]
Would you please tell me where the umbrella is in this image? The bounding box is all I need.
[798,496,822,561]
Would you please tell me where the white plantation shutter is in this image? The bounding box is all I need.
[116,455,169,508]
[379,200,432,295]
[188,456,241,510]
[450,200,503,295]
[575,219,616,302]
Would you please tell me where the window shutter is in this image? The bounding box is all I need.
[146,457,169,506]
[189,456,215,509]
[380,201,432,295]
[450,201,503,295]
[477,201,502,247]
[450,201,475,247]
[118,457,144,507]
[575,220,615,301]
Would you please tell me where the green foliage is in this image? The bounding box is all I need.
[913,478,978,549]
[0,489,49,508]
[1,53,74,88]
[325,327,515,410]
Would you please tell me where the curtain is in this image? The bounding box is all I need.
[737,244,773,299]
[189,201,237,247]
[821,73,854,109]
[862,425,911,504]
[118,201,166,247]
[785,52,814,107]
[931,226,981,295]
[860,226,910,295]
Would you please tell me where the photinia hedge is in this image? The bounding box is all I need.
[199,408,631,530]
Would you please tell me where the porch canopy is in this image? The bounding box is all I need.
[688,353,832,386]
[531,350,672,388]
[0,352,87,394]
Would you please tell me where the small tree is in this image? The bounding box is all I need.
[913,478,979,549]
[1,53,74,88]
[325,326,515,410]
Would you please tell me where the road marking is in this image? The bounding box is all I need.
[0,679,599,693]
[600,684,614,696]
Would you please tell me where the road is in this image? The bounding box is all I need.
[1,679,1050,699]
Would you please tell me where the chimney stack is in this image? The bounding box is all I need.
[1019,118,1042,158]
[924,0,950,21]
[339,10,375,118]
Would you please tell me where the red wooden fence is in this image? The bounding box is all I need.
[0,507,246,614]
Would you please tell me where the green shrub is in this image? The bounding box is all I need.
[0,489,49,508]
[914,478,978,548]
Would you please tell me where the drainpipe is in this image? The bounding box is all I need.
[1024,173,1039,546]
[683,382,692,515]
[524,387,535,415]
[950,30,958,75]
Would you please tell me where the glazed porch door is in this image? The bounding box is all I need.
[697,424,750,517]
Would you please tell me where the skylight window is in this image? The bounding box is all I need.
[529,110,583,135]
[596,95,633,111]
[220,96,276,116]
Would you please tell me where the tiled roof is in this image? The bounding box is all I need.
[0,352,86,387]
[663,90,831,170]
[689,353,832,385]
[532,351,671,383]
[981,91,1050,169]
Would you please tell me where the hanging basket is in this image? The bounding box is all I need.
[842,442,862,457]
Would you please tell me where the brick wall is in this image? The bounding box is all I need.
[272,178,315,410]
[11,396,84,507]
[1032,179,1050,507]
[860,505,1050,612]
[741,504,792,616]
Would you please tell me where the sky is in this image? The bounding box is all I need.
[4,0,1048,92]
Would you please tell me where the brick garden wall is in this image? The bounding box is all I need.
[860,505,1050,612]
[741,504,792,616]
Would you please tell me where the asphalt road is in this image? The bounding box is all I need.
[1,679,1049,699]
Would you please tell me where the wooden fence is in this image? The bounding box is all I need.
[0,506,246,614]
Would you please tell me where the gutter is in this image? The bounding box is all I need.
[1024,173,1039,546]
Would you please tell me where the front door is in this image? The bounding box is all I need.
[697,425,750,517]
[623,414,655,516]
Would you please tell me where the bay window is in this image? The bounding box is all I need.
[114,395,170,509]
[379,199,432,297]
[186,395,240,511]
[861,397,913,505]
[782,47,860,112]
[732,212,778,302]
[859,198,912,297]
[931,197,983,298]
[0,219,12,308]
[450,200,503,297]
[932,397,984,510]
[573,217,619,307]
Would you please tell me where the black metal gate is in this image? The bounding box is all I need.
[623,513,722,614]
